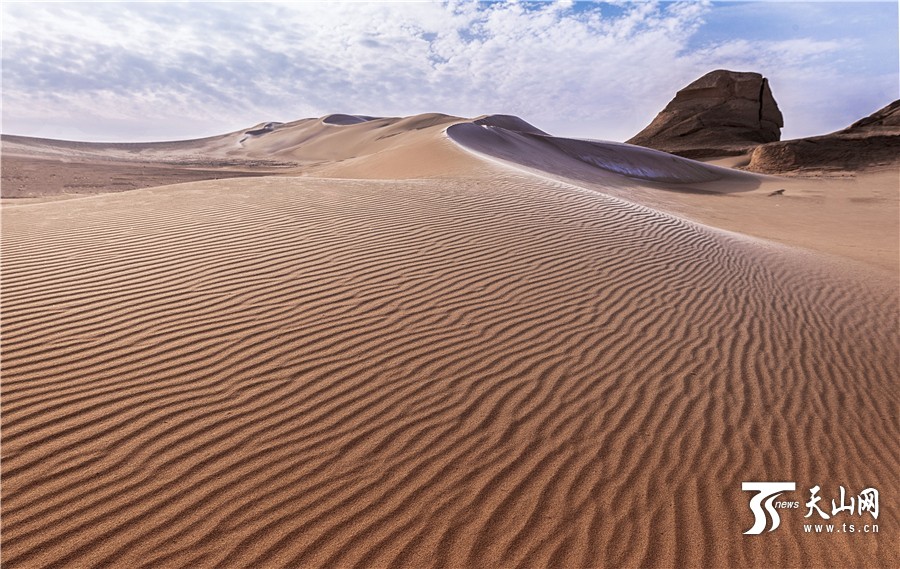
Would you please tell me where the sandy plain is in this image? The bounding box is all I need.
[1,115,897,568]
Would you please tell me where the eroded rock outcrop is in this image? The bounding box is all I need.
[627,70,783,158]
[747,100,900,173]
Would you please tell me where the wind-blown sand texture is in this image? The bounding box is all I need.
[2,115,898,568]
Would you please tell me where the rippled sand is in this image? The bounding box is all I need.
[2,117,897,568]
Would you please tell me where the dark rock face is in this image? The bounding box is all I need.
[627,70,784,158]
[845,99,900,131]
[748,100,900,173]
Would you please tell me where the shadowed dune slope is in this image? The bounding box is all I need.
[447,117,759,190]
[321,114,380,126]
[3,112,753,187]
[3,111,761,199]
[2,168,897,568]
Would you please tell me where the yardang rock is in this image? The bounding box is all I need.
[628,69,784,159]
[748,99,900,173]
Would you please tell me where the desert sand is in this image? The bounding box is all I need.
[2,114,898,568]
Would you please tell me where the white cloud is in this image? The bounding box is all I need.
[1,1,895,142]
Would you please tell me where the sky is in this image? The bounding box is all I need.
[1,1,897,143]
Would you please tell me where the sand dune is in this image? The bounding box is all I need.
[2,113,464,165]
[1,113,479,197]
[3,160,898,568]
[0,111,761,195]
[321,114,380,126]
[447,116,759,186]
[2,115,898,568]
[447,116,898,273]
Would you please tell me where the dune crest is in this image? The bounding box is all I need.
[447,115,758,188]
[321,114,380,126]
[8,110,762,194]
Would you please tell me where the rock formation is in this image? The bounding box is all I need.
[627,69,783,158]
[747,100,900,173]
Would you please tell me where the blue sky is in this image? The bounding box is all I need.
[1,1,897,142]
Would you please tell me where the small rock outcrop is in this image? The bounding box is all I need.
[747,100,900,173]
[627,69,783,159]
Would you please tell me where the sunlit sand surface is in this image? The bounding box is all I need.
[2,115,897,568]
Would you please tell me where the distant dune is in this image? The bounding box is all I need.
[321,114,380,125]
[3,111,758,198]
[2,107,898,569]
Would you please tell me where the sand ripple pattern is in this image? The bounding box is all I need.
[2,174,898,568]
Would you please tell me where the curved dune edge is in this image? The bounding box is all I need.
[3,111,757,188]
[321,114,381,126]
[4,111,765,202]
[446,116,761,189]
[2,171,898,568]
